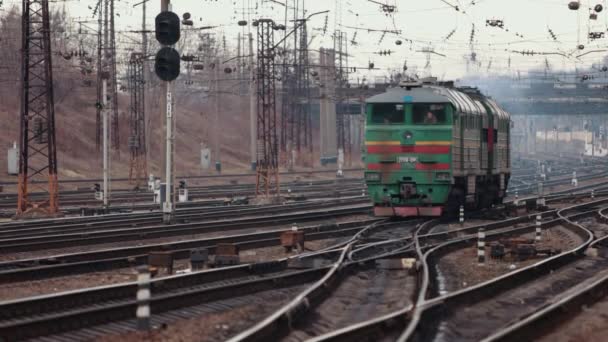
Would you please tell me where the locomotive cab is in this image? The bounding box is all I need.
[364,80,510,217]
[365,83,454,217]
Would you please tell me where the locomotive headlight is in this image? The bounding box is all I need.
[365,172,380,182]
[404,131,413,139]
[436,172,451,181]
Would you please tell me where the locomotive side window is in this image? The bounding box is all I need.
[371,103,405,124]
[413,104,447,124]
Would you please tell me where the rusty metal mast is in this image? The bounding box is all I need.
[17,0,59,217]
[255,19,280,197]
[127,53,147,187]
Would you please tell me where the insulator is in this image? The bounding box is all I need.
[602,66,607,72]
[183,12,191,20]
[578,44,585,50]
[193,64,204,70]
[238,20,247,26]
[395,40,402,45]
[595,4,603,12]
[224,67,232,73]
[568,1,580,10]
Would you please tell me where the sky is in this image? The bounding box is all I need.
[3,0,608,82]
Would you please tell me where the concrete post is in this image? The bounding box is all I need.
[477,227,485,265]
[459,205,464,226]
[535,215,542,242]
[136,265,151,330]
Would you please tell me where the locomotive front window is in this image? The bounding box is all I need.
[412,104,448,125]
[371,103,405,124]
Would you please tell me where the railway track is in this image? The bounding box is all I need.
[0,178,366,217]
[0,199,371,254]
[399,198,608,342]
[0,220,405,341]
[283,198,608,342]
[0,168,365,187]
[0,216,378,285]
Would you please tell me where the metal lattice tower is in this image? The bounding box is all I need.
[127,53,147,187]
[17,0,59,217]
[95,0,119,152]
[255,19,280,197]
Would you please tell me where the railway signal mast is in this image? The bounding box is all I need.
[17,0,60,218]
[155,1,180,223]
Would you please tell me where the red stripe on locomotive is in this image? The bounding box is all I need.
[367,163,401,170]
[415,163,450,170]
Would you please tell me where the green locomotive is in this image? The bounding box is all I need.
[364,79,511,217]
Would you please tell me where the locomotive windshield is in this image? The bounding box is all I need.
[370,103,405,124]
[412,103,448,125]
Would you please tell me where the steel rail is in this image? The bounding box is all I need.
[283,220,438,342]
[0,219,388,283]
[397,198,603,341]
[475,207,608,341]
[226,219,395,342]
[0,221,381,341]
[0,168,365,186]
[0,196,366,235]
[0,200,371,252]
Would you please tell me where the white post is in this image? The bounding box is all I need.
[214,57,221,173]
[477,227,485,265]
[102,78,109,209]
[136,265,151,330]
[535,214,542,242]
[459,205,464,226]
[163,89,174,223]
[591,189,595,199]
[572,171,578,187]
[248,32,256,171]
[337,148,344,177]
[514,190,519,206]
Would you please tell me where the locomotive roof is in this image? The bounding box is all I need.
[366,85,509,118]
[366,86,450,104]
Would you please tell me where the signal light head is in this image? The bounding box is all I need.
[155,11,181,46]
[155,47,181,81]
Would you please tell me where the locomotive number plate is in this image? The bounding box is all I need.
[398,156,417,163]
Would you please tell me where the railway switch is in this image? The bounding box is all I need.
[490,243,505,259]
[281,230,305,252]
[148,251,174,275]
[190,249,208,270]
[214,243,240,266]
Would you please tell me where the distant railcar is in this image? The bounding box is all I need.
[364,80,511,217]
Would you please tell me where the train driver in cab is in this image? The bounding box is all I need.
[424,111,438,124]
